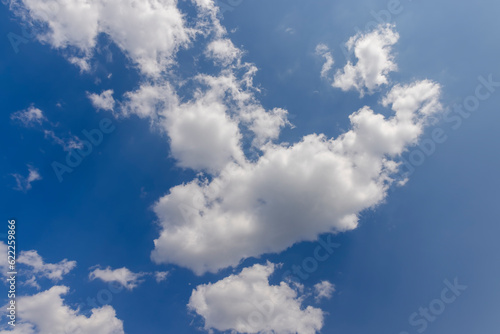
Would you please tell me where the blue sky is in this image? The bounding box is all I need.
[1,0,500,333]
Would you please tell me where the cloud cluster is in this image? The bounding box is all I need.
[0,286,124,334]
[151,79,441,274]
[188,262,324,334]
[6,1,445,332]
[119,66,290,172]
[0,245,124,334]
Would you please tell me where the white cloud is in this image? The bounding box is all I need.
[121,81,244,172]
[13,0,290,173]
[10,106,46,127]
[188,262,324,334]
[43,130,83,151]
[0,286,124,334]
[314,281,335,302]
[17,250,76,281]
[155,271,169,283]
[121,68,289,171]
[315,44,334,79]
[89,267,145,290]
[15,0,194,75]
[206,38,242,65]
[11,166,42,192]
[88,89,115,111]
[333,24,399,96]
[24,276,41,290]
[151,80,442,275]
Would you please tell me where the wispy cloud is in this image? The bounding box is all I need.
[11,165,42,192]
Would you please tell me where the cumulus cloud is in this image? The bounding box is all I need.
[121,68,289,171]
[14,0,194,75]
[89,267,146,290]
[151,79,442,274]
[333,24,399,96]
[11,165,42,192]
[17,250,76,281]
[0,286,124,334]
[188,262,324,334]
[10,106,46,127]
[315,44,334,79]
[314,281,335,302]
[88,89,115,111]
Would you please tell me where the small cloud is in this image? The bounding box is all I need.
[11,165,42,192]
[11,106,46,127]
[17,249,76,281]
[315,43,335,79]
[89,267,146,290]
[333,23,399,96]
[87,89,115,112]
[24,276,41,290]
[205,39,242,65]
[314,280,335,302]
[155,271,169,283]
[43,130,83,151]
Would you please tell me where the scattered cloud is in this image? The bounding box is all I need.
[333,24,399,96]
[10,106,46,127]
[205,38,242,65]
[24,276,42,290]
[314,281,335,302]
[17,250,76,281]
[89,267,146,290]
[0,286,124,334]
[188,262,324,334]
[315,44,334,79]
[11,165,42,192]
[155,271,169,283]
[43,130,83,151]
[88,89,115,111]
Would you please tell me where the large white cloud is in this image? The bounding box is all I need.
[332,24,399,96]
[151,80,442,274]
[188,262,324,334]
[0,286,124,334]
[14,0,193,75]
